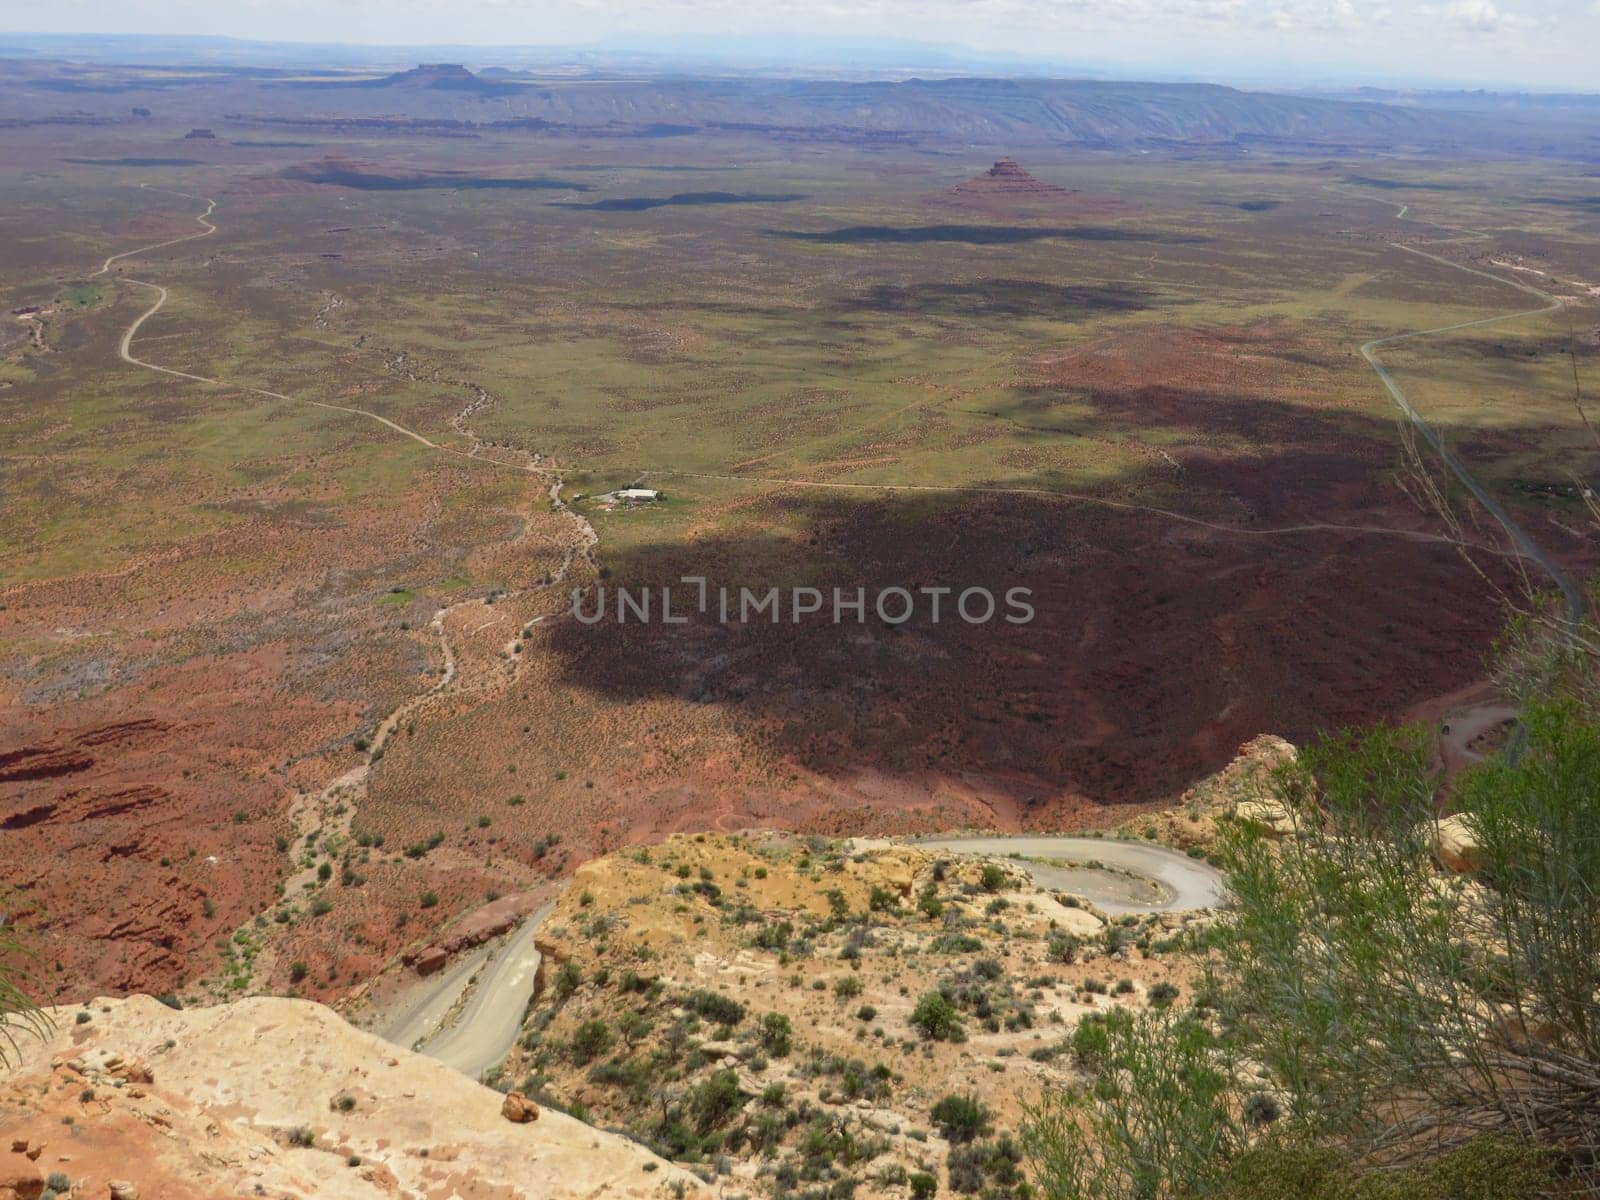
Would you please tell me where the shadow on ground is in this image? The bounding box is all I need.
[545,397,1528,810]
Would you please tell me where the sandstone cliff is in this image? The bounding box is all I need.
[0,994,702,1200]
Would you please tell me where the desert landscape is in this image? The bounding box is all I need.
[2,28,1599,1200]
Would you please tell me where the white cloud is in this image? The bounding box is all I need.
[1450,0,1506,29]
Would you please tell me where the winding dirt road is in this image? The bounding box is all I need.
[91,189,598,997]
[377,837,1220,1083]
[915,835,1227,915]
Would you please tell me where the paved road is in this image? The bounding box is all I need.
[381,901,553,1081]
[914,835,1227,915]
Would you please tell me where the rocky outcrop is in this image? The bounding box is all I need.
[402,890,546,975]
[0,995,701,1200]
[1123,734,1299,852]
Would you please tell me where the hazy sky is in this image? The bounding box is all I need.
[6,0,1600,88]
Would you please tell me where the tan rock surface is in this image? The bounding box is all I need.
[1433,814,1482,873]
[0,995,704,1200]
[1233,799,1297,838]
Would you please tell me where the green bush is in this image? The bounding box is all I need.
[687,1069,745,1132]
[569,1019,612,1064]
[687,989,746,1027]
[911,992,965,1042]
[1045,933,1080,964]
[1146,982,1178,1007]
[931,1093,992,1144]
[1024,679,1600,1200]
[761,1011,793,1056]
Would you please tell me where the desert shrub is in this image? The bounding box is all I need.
[687,989,746,1027]
[754,920,793,951]
[1025,688,1600,1199]
[949,1144,986,1193]
[834,975,864,1000]
[1146,982,1178,1007]
[688,1070,745,1132]
[931,1093,992,1143]
[553,960,582,998]
[1068,1014,1111,1072]
[1045,932,1080,964]
[909,1172,939,1198]
[948,1135,1024,1194]
[569,1019,611,1064]
[1220,702,1600,1163]
[979,864,1008,892]
[1025,1007,1234,1200]
[761,1011,793,1056]
[911,992,965,1042]
[931,933,984,954]
[617,1011,652,1048]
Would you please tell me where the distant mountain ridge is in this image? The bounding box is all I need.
[5,53,1597,155]
[253,69,1464,151]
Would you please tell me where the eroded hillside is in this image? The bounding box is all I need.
[501,828,1218,1198]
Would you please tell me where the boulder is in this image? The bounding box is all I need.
[1434,815,1482,873]
[109,1183,140,1200]
[412,947,449,976]
[500,1091,540,1124]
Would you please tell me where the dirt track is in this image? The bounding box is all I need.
[915,835,1227,915]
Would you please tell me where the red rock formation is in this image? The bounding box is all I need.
[950,158,1074,200]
